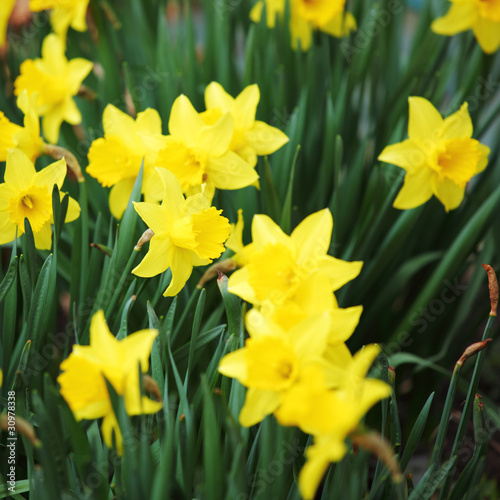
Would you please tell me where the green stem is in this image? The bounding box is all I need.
[438,315,495,498]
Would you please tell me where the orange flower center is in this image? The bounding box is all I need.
[436,138,481,187]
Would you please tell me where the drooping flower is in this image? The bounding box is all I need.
[275,344,391,500]
[227,208,362,310]
[250,0,356,50]
[218,308,332,426]
[86,105,169,219]
[432,0,500,54]
[29,0,90,39]
[0,91,45,162]
[132,168,231,297]
[0,149,80,250]
[378,97,490,212]
[202,82,289,167]
[14,33,93,144]
[155,94,258,199]
[58,310,163,455]
[0,0,16,46]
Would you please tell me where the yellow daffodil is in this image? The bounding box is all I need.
[227,208,362,310]
[0,0,16,46]
[218,308,331,426]
[156,94,258,199]
[378,97,490,212]
[14,34,93,144]
[29,0,90,39]
[250,0,285,27]
[202,82,289,167]
[0,149,80,250]
[0,91,45,162]
[250,0,356,50]
[432,0,500,54]
[86,105,169,219]
[58,310,162,455]
[225,209,255,267]
[132,168,231,297]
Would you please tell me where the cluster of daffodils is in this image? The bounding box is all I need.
[379,97,490,212]
[58,311,163,454]
[1,0,90,46]
[251,0,356,50]
[218,209,391,499]
[87,82,288,218]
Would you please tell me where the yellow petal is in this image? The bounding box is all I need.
[328,306,363,344]
[316,256,363,292]
[205,81,234,111]
[233,84,260,130]
[133,235,173,278]
[64,195,81,223]
[0,113,22,160]
[477,143,490,173]
[291,208,332,265]
[101,412,123,455]
[321,11,357,38]
[66,58,93,94]
[33,221,52,250]
[0,206,17,245]
[207,151,259,190]
[168,95,205,145]
[41,34,66,74]
[288,312,331,359]
[218,349,248,382]
[89,310,120,365]
[33,158,67,190]
[408,97,443,141]
[120,329,159,374]
[473,17,500,54]
[41,106,65,144]
[227,267,258,304]
[431,177,465,212]
[251,213,290,249]
[378,139,425,173]
[136,108,163,135]
[239,388,281,427]
[431,3,476,35]
[109,178,136,220]
[102,104,136,139]
[290,15,313,51]
[393,167,434,210]
[156,167,185,215]
[440,103,473,140]
[5,149,36,191]
[249,1,264,24]
[133,201,170,236]
[198,112,234,157]
[163,247,193,297]
[245,120,289,156]
[0,0,16,46]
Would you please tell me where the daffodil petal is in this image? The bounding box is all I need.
[120,329,159,374]
[109,178,136,220]
[233,84,260,130]
[34,158,67,190]
[136,108,163,135]
[5,149,36,191]
[218,349,248,382]
[431,3,476,35]
[477,143,490,173]
[431,177,465,212]
[207,151,259,190]
[155,167,185,214]
[133,236,173,278]
[198,112,234,157]
[67,58,93,94]
[205,81,234,111]
[163,247,193,297]
[328,306,363,344]
[133,201,170,236]
[238,388,281,427]
[251,213,290,249]
[378,139,425,173]
[168,95,205,144]
[64,195,81,223]
[245,120,289,156]
[291,208,332,265]
[42,106,65,144]
[440,103,473,140]
[316,256,363,292]
[227,267,258,304]
[408,97,443,141]
[101,412,123,455]
[473,17,500,54]
[33,221,52,250]
[393,167,434,209]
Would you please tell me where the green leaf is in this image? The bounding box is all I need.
[0,255,18,303]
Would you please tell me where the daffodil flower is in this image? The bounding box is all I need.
[86,105,169,219]
[227,208,362,309]
[0,91,45,162]
[156,94,258,198]
[378,97,490,212]
[132,168,231,297]
[14,34,93,144]
[0,0,16,46]
[29,0,90,40]
[0,149,80,250]
[58,310,163,455]
[250,0,356,50]
[432,0,500,54]
[218,308,332,426]
[202,82,289,168]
